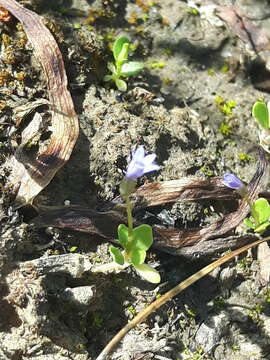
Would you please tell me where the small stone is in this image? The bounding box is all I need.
[61,286,96,306]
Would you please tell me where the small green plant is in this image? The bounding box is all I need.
[109,146,160,283]
[93,146,160,283]
[104,36,144,92]
[244,198,270,233]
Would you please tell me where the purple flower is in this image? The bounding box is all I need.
[222,173,243,190]
[125,145,160,181]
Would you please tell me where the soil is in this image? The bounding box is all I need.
[1,0,270,359]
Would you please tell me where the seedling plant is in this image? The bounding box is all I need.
[104,36,144,92]
[94,146,160,283]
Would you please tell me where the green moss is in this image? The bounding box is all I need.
[183,347,205,360]
[127,305,137,317]
[215,96,236,117]
[264,288,270,303]
[238,152,252,162]
[219,121,232,136]
[200,165,214,177]
[186,7,200,16]
[231,344,240,352]
[69,246,78,252]
[238,256,252,274]
[213,296,225,309]
[164,48,173,56]
[92,313,103,328]
[220,63,229,73]
[163,77,173,85]
[149,61,166,69]
[186,306,196,318]
[248,304,263,322]
[207,68,216,76]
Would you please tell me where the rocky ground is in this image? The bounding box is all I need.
[1,0,270,359]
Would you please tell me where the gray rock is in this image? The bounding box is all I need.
[195,312,230,352]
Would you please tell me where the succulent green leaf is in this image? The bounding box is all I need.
[104,75,113,82]
[133,224,153,251]
[117,43,129,66]
[113,36,129,61]
[118,224,129,249]
[109,246,124,265]
[121,61,144,76]
[69,246,78,252]
[243,217,255,230]
[254,221,270,233]
[251,198,270,226]
[252,101,269,129]
[115,78,127,92]
[130,248,146,265]
[134,263,161,283]
[107,62,116,74]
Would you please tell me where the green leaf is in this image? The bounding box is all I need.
[251,198,270,226]
[113,36,129,61]
[117,43,129,66]
[133,224,153,251]
[109,246,124,265]
[69,246,78,252]
[254,221,270,233]
[134,263,161,283]
[104,75,113,82]
[115,78,127,92]
[121,61,144,76]
[243,217,255,230]
[252,101,269,129]
[130,248,146,265]
[107,62,116,74]
[118,224,129,249]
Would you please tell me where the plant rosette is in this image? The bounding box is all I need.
[109,224,160,284]
[104,36,144,92]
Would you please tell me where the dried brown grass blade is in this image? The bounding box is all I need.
[0,0,79,206]
[32,150,269,257]
[154,148,268,251]
[133,177,237,209]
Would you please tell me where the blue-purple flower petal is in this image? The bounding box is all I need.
[125,146,160,181]
[222,173,243,190]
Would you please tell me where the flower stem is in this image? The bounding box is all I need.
[125,195,133,238]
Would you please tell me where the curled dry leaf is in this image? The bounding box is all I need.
[132,176,238,209]
[0,0,79,207]
[32,149,269,259]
